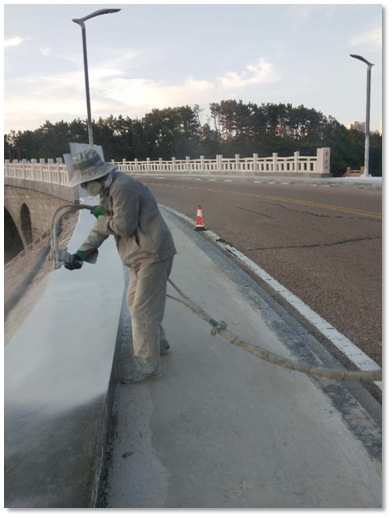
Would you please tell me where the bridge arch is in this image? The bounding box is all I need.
[20,203,33,246]
[4,208,24,264]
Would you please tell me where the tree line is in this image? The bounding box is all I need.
[4,101,382,176]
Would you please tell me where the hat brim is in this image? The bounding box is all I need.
[68,162,115,188]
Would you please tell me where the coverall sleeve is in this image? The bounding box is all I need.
[92,181,140,238]
[77,223,110,264]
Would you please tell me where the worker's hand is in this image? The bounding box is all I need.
[91,206,110,219]
[64,253,84,271]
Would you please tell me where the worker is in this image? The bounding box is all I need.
[65,149,177,384]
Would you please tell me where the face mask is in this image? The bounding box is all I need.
[86,181,103,197]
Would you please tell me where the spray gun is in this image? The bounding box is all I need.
[49,204,94,269]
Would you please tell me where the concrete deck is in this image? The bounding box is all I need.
[103,208,382,508]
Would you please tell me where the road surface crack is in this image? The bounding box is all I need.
[243,235,382,252]
[234,205,273,219]
[258,200,381,221]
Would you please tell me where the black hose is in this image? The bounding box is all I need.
[4,220,62,318]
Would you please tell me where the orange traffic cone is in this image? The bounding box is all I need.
[195,205,206,231]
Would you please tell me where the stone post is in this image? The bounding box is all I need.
[146,157,151,174]
[31,159,37,181]
[159,157,163,172]
[272,153,278,174]
[200,155,205,174]
[134,158,138,173]
[21,159,27,179]
[253,153,258,175]
[186,156,190,174]
[317,147,331,175]
[294,151,299,173]
[40,159,45,182]
[47,158,54,182]
[235,154,240,174]
[4,159,9,178]
[216,155,221,174]
[56,158,63,184]
[172,157,176,173]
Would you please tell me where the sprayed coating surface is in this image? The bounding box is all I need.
[4,195,124,508]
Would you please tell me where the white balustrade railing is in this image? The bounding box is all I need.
[3,148,331,189]
[113,149,330,176]
[4,158,69,186]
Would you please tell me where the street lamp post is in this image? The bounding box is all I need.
[73,9,121,148]
[350,54,375,177]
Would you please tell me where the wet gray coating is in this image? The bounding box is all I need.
[4,192,124,508]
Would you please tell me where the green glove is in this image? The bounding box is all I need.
[91,206,108,219]
[74,250,87,261]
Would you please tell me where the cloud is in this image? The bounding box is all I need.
[219,59,279,89]
[5,57,280,131]
[349,27,382,50]
[4,36,28,48]
[286,5,317,23]
[104,77,215,109]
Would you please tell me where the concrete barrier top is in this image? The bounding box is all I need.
[4,192,125,508]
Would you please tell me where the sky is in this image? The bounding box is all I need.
[4,3,383,134]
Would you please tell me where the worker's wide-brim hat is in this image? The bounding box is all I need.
[68,149,115,188]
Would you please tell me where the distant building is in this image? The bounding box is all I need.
[347,121,366,133]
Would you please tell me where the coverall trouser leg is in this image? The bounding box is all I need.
[126,257,173,374]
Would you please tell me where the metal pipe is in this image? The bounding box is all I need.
[349,54,374,178]
[364,64,372,176]
[73,9,121,148]
[81,24,94,148]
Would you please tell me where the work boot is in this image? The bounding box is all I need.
[121,370,162,384]
[121,359,162,385]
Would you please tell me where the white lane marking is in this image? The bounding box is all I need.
[254,181,261,183]
[225,180,233,182]
[269,181,276,184]
[155,176,165,179]
[208,179,216,182]
[161,204,382,390]
[282,182,289,185]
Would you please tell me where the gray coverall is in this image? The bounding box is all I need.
[78,171,177,374]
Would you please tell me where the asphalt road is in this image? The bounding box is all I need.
[138,176,382,368]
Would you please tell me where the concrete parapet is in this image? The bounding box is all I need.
[4,176,77,203]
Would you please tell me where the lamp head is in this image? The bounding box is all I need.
[350,54,375,67]
[73,8,121,27]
